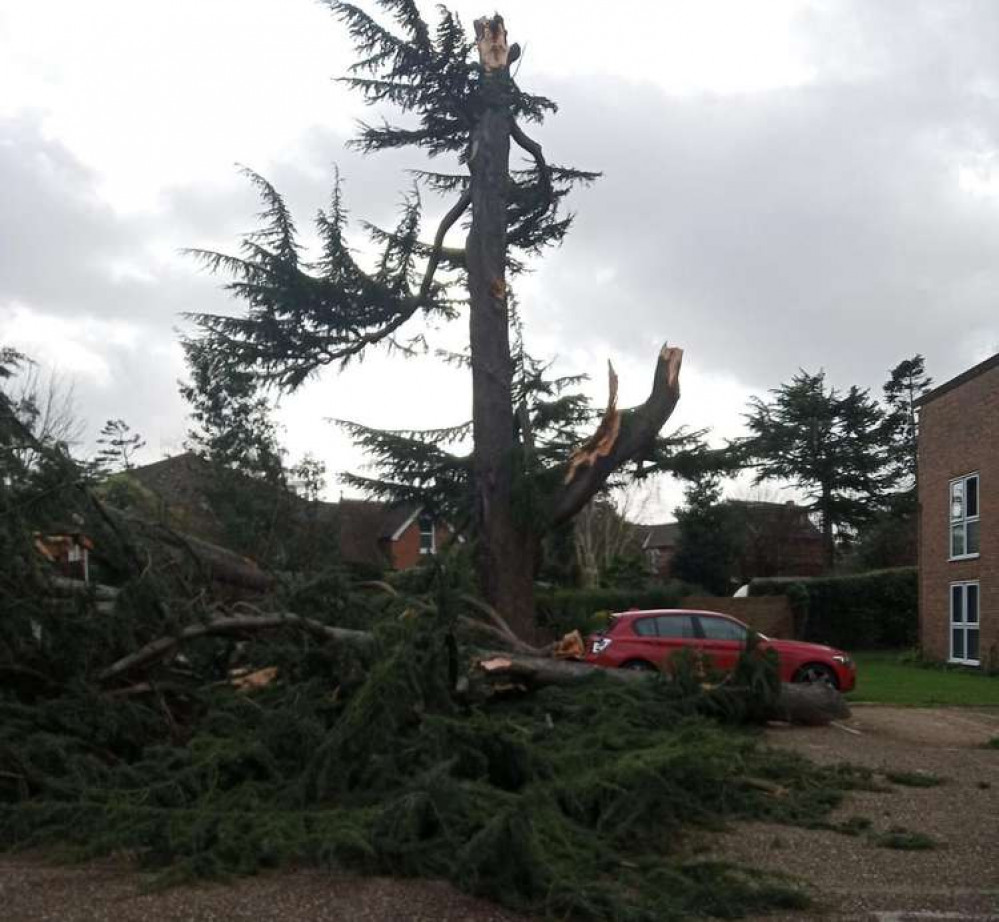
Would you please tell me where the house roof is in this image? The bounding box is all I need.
[381,503,422,541]
[726,500,822,539]
[643,522,680,550]
[337,499,391,567]
[123,454,435,568]
[915,351,999,408]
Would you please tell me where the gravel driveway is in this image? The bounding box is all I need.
[2,705,996,922]
[709,704,999,921]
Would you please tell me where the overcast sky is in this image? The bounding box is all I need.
[3,0,998,520]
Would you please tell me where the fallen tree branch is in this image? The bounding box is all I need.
[106,508,275,593]
[468,651,850,725]
[99,612,374,683]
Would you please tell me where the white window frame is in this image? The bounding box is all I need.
[949,581,980,666]
[949,472,980,561]
[418,514,435,555]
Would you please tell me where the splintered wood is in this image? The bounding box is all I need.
[565,361,620,483]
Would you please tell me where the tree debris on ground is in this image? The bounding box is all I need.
[0,442,875,922]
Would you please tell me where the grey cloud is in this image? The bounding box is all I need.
[522,1,999,395]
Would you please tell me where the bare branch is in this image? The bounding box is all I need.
[511,120,553,202]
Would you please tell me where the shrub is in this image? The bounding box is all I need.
[750,568,917,649]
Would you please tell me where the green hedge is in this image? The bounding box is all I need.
[535,582,691,638]
[749,567,917,650]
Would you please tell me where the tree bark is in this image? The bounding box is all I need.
[467,16,538,641]
[469,651,850,725]
[821,483,835,570]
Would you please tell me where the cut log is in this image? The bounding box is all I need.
[770,681,851,726]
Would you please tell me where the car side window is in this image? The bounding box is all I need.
[633,617,658,637]
[697,616,747,642]
[654,615,696,638]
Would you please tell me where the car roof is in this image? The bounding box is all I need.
[613,608,745,623]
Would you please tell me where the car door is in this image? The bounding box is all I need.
[693,614,748,673]
[624,615,661,664]
[651,614,698,670]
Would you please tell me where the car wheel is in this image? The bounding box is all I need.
[794,662,839,689]
[621,660,657,672]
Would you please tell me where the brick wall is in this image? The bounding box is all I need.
[918,360,999,665]
[389,521,452,570]
[681,596,794,640]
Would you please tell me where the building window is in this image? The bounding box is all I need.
[418,514,435,555]
[950,581,980,665]
[949,473,980,559]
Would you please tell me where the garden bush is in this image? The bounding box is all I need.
[750,568,917,650]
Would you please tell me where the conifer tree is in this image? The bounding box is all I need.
[882,354,931,494]
[744,369,887,569]
[96,418,146,472]
[671,473,740,595]
[185,3,684,636]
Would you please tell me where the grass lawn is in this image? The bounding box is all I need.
[848,651,999,707]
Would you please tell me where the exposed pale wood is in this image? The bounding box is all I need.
[474,15,509,71]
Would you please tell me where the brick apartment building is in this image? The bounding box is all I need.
[916,352,999,666]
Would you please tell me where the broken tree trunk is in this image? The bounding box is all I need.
[466,14,538,643]
[469,651,850,726]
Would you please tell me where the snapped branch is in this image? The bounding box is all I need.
[550,343,683,527]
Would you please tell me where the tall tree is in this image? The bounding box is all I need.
[744,369,886,569]
[179,338,285,485]
[96,418,146,472]
[184,4,684,636]
[849,355,932,570]
[671,473,740,595]
[882,354,931,494]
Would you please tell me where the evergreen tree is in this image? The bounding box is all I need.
[744,369,887,569]
[291,453,327,503]
[882,354,931,493]
[671,473,740,595]
[96,418,146,472]
[0,348,31,485]
[850,355,931,570]
[179,338,294,564]
[184,3,685,636]
[179,338,285,485]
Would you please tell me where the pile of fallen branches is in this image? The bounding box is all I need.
[1,465,867,920]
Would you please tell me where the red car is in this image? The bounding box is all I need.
[585,609,856,691]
